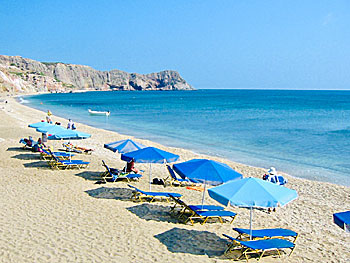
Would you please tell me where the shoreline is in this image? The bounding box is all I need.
[0,95,349,262]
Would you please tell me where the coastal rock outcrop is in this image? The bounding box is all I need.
[0,55,194,93]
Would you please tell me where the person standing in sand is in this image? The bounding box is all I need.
[67,119,74,129]
[46,110,53,123]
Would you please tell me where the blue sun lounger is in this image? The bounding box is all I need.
[187,210,237,225]
[222,235,296,262]
[333,211,350,232]
[101,160,142,183]
[128,184,182,202]
[40,148,75,160]
[165,164,198,186]
[232,228,299,242]
[49,155,89,170]
[168,193,224,218]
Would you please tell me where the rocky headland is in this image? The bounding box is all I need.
[0,55,194,93]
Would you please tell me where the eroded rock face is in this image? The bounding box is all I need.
[0,55,194,93]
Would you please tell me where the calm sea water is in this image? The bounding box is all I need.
[22,90,350,186]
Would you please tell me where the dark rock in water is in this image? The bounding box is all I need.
[0,54,194,93]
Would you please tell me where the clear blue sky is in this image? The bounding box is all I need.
[1,1,349,89]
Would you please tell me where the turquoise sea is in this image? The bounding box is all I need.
[22,90,350,186]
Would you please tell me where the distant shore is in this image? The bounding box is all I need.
[0,95,349,262]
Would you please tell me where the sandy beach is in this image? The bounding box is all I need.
[0,96,349,263]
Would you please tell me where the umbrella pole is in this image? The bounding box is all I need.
[68,139,71,161]
[201,182,207,209]
[250,207,253,240]
[149,163,152,191]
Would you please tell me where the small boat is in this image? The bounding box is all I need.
[88,109,110,116]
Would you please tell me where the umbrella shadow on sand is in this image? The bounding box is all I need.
[85,187,134,201]
[7,147,29,152]
[154,227,227,258]
[75,171,103,182]
[23,160,51,169]
[11,153,41,160]
[126,203,179,224]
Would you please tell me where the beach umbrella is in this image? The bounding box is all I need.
[36,125,66,134]
[28,121,54,129]
[173,159,242,185]
[121,147,179,190]
[47,129,91,140]
[208,177,298,239]
[104,139,146,154]
[173,159,243,205]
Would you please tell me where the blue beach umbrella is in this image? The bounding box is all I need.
[121,147,179,164]
[104,139,146,154]
[36,125,66,134]
[47,129,91,140]
[208,177,298,239]
[28,121,54,129]
[121,147,180,190]
[173,159,243,205]
[173,159,243,185]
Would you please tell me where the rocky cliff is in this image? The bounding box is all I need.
[0,55,194,93]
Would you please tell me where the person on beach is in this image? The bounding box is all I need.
[23,136,34,147]
[263,167,288,185]
[46,110,53,124]
[67,119,76,130]
[33,138,46,152]
[125,160,139,174]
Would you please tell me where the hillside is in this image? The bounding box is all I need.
[0,55,194,93]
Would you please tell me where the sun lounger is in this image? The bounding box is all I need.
[168,194,236,225]
[232,228,299,242]
[40,148,75,161]
[101,160,142,182]
[187,210,237,225]
[49,154,89,170]
[63,142,93,154]
[164,164,198,187]
[222,235,296,261]
[63,144,82,154]
[333,211,350,232]
[101,160,120,175]
[127,184,182,202]
[168,194,224,217]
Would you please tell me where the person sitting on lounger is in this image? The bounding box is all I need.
[263,167,288,185]
[33,137,46,152]
[125,160,139,174]
[23,136,34,147]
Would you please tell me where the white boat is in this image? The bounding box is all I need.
[88,109,110,116]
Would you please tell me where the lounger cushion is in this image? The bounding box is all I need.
[189,205,224,211]
[142,191,182,198]
[224,235,295,250]
[60,160,89,165]
[233,228,298,238]
[128,185,182,198]
[238,238,294,250]
[333,211,350,231]
[196,210,236,217]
